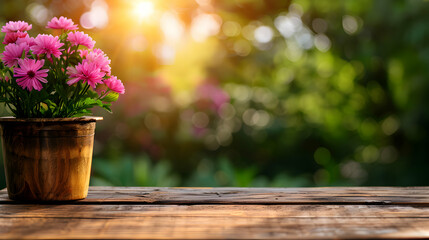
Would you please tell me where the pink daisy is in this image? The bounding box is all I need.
[30,34,64,59]
[1,21,32,33]
[46,16,78,30]
[67,31,95,49]
[104,75,125,94]
[85,49,111,74]
[2,31,27,45]
[14,59,49,91]
[66,61,104,89]
[1,43,28,67]
[15,35,36,48]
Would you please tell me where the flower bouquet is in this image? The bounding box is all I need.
[0,16,124,117]
[0,17,124,201]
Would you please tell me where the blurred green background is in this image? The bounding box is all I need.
[1,0,429,188]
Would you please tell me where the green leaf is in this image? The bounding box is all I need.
[86,89,99,98]
[68,55,81,65]
[102,103,112,113]
[101,92,119,102]
[82,97,98,106]
[72,112,92,117]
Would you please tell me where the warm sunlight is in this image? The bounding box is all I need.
[2,1,429,238]
[132,0,155,22]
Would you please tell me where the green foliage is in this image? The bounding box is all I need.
[87,0,429,187]
[101,92,119,103]
[89,155,311,188]
[1,0,429,188]
[186,158,311,187]
[91,155,180,187]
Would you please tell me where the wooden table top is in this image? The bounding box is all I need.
[1,186,429,239]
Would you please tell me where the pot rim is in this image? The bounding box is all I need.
[0,116,103,122]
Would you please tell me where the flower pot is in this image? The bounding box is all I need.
[0,116,102,201]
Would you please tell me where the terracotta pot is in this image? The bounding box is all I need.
[0,116,102,201]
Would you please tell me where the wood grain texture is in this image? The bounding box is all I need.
[2,187,428,205]
[1,204,429,239]
[0,119,99,201]
[1,187,429,239]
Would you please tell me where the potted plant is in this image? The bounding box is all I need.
[0,17,125,201]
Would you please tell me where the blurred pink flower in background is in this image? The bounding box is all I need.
[46,16,78,30]
[121,77,172,118]
[195,80,229,112]
[14,59,48,91]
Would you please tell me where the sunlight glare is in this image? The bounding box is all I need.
[161,12,185,44]
[155,44,176,64]
[26,3,49,26]
[254,26,274,44]
[80,0,109,29]
[133,0,155,22]
[190,13,222,42]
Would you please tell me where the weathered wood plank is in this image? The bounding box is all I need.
[2,187,429,239]
[2,187,429,205]
[2,204,429,218]
[1,204,429,239]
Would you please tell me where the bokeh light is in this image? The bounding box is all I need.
[132,0,155,22]
[80,0,109,29]
[1,0,429,188]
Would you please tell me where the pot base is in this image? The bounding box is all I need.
[0,117,101,201]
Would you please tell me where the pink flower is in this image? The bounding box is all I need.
[67,31,95,49]
[31,34,64,59]
[104,76,125,94]
[196,81,230,111]
[2,31,27,45]
[78,49,89,58]
[14,59,49,91]
[85,49,111,74]
[15,35,35,47]
[66,62,104,89]
[1,43,28,67]
[1,21,32,33]
[46,16,78,30]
